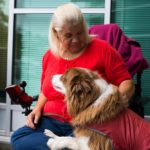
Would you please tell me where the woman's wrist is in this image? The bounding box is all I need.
[33,105,43,112]
[33,92,47,112]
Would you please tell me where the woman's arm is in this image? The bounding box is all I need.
[118,79,135,102]
[34,92,47,112]
[26,92,47,129]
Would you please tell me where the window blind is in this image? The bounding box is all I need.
[13,14,50,96]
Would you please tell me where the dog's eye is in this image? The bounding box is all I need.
[60,75,66,82]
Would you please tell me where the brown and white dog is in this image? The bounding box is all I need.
[44,67,150,150]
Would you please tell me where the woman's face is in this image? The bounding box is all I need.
[57,23,87,54]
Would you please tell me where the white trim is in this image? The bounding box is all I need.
[12,8,106,14]
[13,8,56,14]
[11,0,111,24]
[5,0,15,136]
[81,8,106,14]
[7,0,14,87]
[0,103,25,110]
[10,105,25,111]
[104,0,111,24]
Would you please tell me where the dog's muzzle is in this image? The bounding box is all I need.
[52,75,66,94]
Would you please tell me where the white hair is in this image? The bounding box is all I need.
[48,3,90,56]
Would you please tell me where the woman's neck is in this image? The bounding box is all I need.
[59,45,87,60]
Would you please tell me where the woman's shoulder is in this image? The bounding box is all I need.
[43,49,52,57]
[43,49,56,60]
[87,38,108,53]
[42,49,55,64]
[89,37,116,54]
[90,37,108,46]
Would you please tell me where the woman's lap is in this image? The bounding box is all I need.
[11,117,73,150]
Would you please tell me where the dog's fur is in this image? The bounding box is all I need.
[44,67,129,150]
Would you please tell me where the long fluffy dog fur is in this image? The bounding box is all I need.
[44,67,128,150]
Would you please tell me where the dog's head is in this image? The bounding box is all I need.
[52,68,103,116]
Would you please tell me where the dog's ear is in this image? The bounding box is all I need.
[61,69,80,84]
[68,77,93,116]
[71,77,92,100]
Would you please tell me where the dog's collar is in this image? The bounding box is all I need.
[74,124,108,137]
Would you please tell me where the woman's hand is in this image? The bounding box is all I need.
[118,79,135,102]
[25,92,47,129]
[26,107,42,129]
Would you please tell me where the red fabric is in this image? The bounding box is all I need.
[87,108,150,150]
[41,38,131,122]
[89,24,149,76]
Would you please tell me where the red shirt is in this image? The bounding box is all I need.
[41,38,131,122]
[87,108,150,150]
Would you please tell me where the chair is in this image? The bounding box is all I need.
[89,23,149,117]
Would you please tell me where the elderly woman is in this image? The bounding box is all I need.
[11,3,134,150]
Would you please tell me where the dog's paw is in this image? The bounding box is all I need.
[47,138,58,150]
[47,138,67,150]
[47,136,79,150]
[44,129,57,138]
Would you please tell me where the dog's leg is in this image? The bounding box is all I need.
[44,129,80,150]
[72,84,119,125]
[93,84,117,107]
[44,129,58,138]
[47,136,80,150]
